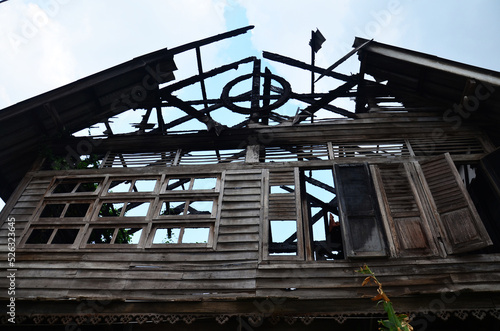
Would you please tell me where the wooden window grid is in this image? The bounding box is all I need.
[20,174,221,250]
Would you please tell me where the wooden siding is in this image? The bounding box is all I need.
[1,169,263,301]
[0,138,499,314]
[0,175,49,248]
[256,255,500,300]
[1,169,498,306]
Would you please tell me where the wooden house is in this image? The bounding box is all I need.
[1,26,500,329]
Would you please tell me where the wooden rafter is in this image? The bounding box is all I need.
[160,57,255,96]
[195,47,209,109]
[162,95,226,135]
[292,79,358,124]
[263,51,354,82]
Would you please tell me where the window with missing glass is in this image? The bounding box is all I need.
[20,173,221,249]
[265,155,492,261]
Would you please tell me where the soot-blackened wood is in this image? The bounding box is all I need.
[163,94,226,135]
[419,153,492,254]
[334,163,387,258]
[292,80,358,124]
[480,147,500,200]
[263,51,353,82]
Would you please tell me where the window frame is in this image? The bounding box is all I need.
[263,154,492,261]
[20,172,222,250]
[20,225,85,248]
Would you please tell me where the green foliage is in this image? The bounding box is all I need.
[162,228,178,244]
[41,147,101,170]
[356,265,413,331]
[114,228,134,244]
[53,154,100,170]
[93,204,133,244]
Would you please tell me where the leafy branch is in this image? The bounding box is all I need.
[356,264,413,331]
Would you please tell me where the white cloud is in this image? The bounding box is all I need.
[1,0,499,116]
[0,0,230,109]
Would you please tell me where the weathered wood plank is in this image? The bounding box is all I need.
[218,233,259,242]
[222,194,260,202]
[221,201,261,210]
[218,225,259,234]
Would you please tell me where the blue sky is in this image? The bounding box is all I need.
[0,0,500,210]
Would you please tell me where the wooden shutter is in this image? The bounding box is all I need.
[418,153,492,254]
[334,163,387,258]
[371,163,438,257]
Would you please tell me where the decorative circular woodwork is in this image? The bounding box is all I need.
[220,72,292,115]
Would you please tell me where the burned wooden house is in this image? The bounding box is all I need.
[1,26,500,329]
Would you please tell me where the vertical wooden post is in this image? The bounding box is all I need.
[250,59,262,124]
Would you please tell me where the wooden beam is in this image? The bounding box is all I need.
[156,106,165,134]
[262,67,272,125]
[159,57,255,96]
[293,80,358,124]
[195,47,209,109]
[263,51,354,82]
[250,59,261,124]
[304,175,336,195]
[104,119,114,136]
[293,93,356,119]
[167,25,254,56]
[163,94,226,135]
[316,38,372,83]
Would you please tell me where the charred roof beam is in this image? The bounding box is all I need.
[250,59,262,123]
[263,51,354,82]
[292,79,358,124]
[162,94,226,135]
[159,56,256,97]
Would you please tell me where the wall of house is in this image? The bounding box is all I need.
[1,114,500,313]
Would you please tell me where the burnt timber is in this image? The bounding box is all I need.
[1,27,500,329]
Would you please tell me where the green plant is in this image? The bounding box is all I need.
[43,151,101,170]
[356,264,413,331]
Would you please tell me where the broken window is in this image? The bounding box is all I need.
[39,202,91,219]
[152,227,211,245]
[265,154,492,261]
[86,227,143,245]
[50,178,102,195]
[266,168,343,260]
[158,200,214,217]
[301,169,343,260]
[269,220,298,255]
[97,201,151,218]
[22,173,221,249]
[24,228,80,245]
[163,176,218,192]
[266,169,304,259]
[105,178,159,194]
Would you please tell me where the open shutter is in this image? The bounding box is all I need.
[372,163,438,257]
[334,163,387,258]
[418,153,492,254]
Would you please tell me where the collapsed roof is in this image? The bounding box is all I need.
[1,26,499,202]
